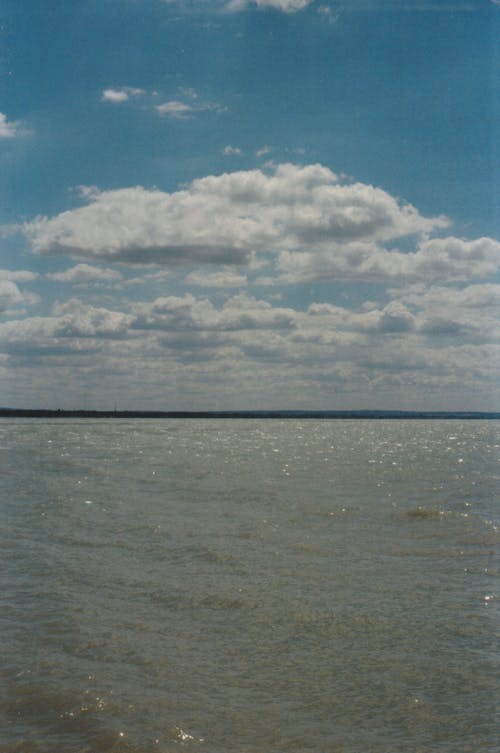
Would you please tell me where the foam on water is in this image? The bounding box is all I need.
[1,419,498,752]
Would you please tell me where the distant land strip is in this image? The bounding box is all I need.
[0,409,499,420]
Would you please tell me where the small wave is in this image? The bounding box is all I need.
[406,507,446,520]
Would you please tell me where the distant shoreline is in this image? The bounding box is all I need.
[0,409,499,420]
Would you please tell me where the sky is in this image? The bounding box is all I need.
[0,0,498,411]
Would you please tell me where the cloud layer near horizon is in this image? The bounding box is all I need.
[2,162,497,409]
[1,282,498,408]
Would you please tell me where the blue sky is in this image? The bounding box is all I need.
[0,0,498,410]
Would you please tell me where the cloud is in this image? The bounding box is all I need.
[223,145,243,156]
[50,299,133,338]
[101,85,221,121]
[395,282,500,310]
[0,112,25,139]
[275,236,500,284]
[1,280,498,408]
[185,268,247,287]
[392,283,500,342]
[155,100,198,119]
[155,97,223,119]
[131,293,298,332]
[25,163,450,276]
[345,0,480,11]
[0,271,39,314]
[407,237,500,281]
[47,263,123,284]
[316,5,340,23]
[255,145,272,158]
[305,300,416,335]
[0,269,38,283]
[101,87,145,103]
[227,0,313,12]
[0,281,25,312]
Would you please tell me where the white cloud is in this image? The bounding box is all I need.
[0,269,38,283]
[156,100,197,119]
[305,300,416,335]
[275,236,500,284]
[0,281,25,312]
[408,237,500,281]
[25,163,450,276]
[256,145,272,158]
[392,283,500,341]
[227,0,313,12]
[317,5,340,23]
[0,300,133,350]
[0,272,39,314]
[50,299,133,338]
[156,98,223,119]
[47,263,123,284]
[122,269,171,287]
[0,282,498,408]
[0,112,25,139]
[101,87,145,103]
[395,282,500,310]
[185,268,247,287]
[223,145,243,156]
[131,293,298,332]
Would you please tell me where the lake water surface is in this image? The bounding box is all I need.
[1,419,499,752]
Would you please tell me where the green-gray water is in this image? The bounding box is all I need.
[1,419,499,752]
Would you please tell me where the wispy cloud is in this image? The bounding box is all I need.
[226,0,313,12]
[223,145,243,156]
[256,145,272,158]
[155,100,199,119]
[156,98,224,119]
[345,0,481,11]
[100,85,224,120]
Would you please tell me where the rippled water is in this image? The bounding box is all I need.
[1,419,499,753]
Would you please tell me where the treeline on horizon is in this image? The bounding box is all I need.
[0,408,499,420]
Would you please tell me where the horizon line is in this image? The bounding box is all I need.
[0,408,499,420]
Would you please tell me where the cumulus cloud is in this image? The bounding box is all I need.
[305,300,416,334]
[131,293,298,332]
[0,300,133,349]
[50,299,133,338]
[395,282,500,310]
[275,236,500,284]
[0,281,25,312]
[392,283,500,342]
[0,112,24,138]
[102,87,145,103]
[47,263,123,284]
[1,278,498,408]
[24,163,450,277]
[0,271,39,314]
[0,269,38,283]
